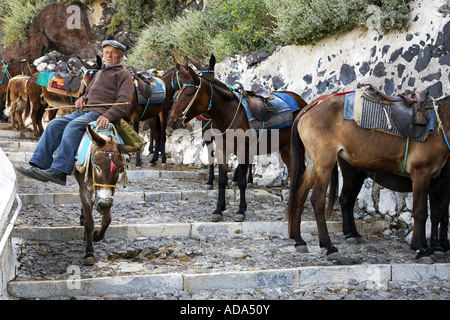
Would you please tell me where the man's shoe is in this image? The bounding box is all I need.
[15,166,49,182]
[34,168,67,185]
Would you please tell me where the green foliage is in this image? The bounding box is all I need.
[129,0,412,69]
[126,22,176,69]
[110,0,155,33]
[153,0,185,24]
[1,0,53,47]
[208,0,276,57]
[0,0,414,70]
[268,0,411,46]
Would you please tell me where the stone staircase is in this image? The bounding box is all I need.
[1,123,449,300]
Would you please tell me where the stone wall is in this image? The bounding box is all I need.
[165,0,450,233]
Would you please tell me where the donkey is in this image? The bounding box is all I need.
[287,92,450,260]
[0,59,37,122]
[25,57,101,137]
[7,75,30,130]
[75,124,138,265]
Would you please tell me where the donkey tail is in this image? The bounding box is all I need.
[326,163,339,218]
[286,118,306,233]
[6,85,10,108]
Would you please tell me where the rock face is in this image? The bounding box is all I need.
[2,4,96,62]
[214,1,449,101]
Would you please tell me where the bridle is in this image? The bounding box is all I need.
[171,73,242,134]
[175,75,214,125]
[91,149,123,191]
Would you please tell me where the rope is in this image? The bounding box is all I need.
[401,138,409,174]
[432,97,450,152]
[190,118,212,136]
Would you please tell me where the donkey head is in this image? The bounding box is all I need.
[87,125,138,213]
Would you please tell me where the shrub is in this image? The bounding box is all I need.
[267,0,411,46]
[1,0,53,47]
[126,22,176,69]
[208,0,276,57]
[110,0,155,33]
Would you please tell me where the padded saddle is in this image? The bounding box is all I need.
[363,84,430,138]
[133,71,154,99]
[243,82,277,121]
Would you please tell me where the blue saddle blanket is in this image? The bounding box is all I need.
[75,122,123,166]
[233,91,298,130]
[136,77,166,105]
[36,71,54,87]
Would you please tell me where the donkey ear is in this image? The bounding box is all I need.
[87,125,106,148]
[188,57,202,71]
[187,65,200,84]
[117,144,140,154]
[96,55,102,69]
[209,54,216,70]
[172,54,180,70]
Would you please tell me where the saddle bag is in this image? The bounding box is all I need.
[47,72,82,97]
[116,119,144,149]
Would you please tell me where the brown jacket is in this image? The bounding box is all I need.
[81,64,134,123]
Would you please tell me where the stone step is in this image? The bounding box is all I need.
[9,261,449,299]
[12,220,390,241]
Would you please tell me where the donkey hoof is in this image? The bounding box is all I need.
[326,252,355,265]
[234,214,245,222]
[84,255,95,266]
[93,231,104,242]
[211,213,223,222]
[294,243,308,253]
[204,184,213,190]
[345,236,364,244]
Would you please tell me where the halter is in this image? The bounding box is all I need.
[171,69,182,91]
[91,149,122,190]
[178,76,216,124]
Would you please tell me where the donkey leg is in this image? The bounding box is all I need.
[288,167,315,253]
[133,117,142,168]
[429,190,443,252]
[234,163,248,222]
[205,163,215,190]
[439,205,450,252]
[94,209,112,242]
[211,163,227,222]
[311,172,338,256]
[82,207,95,266]
[338,158,365,241]
[410,174,432,258]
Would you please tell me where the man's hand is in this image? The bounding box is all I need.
[96,115,110,129]
[75,97,85,109]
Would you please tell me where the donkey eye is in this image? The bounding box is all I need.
[94,165,101,174]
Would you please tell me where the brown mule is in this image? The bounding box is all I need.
[168,63,306,222]
[287,93,450,259]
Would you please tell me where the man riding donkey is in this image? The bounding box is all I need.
[16,40,134,185]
